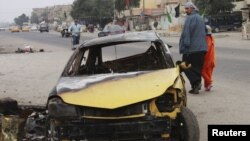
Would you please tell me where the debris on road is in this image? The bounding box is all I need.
[0,97,47,141]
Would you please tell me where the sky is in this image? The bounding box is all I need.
[0,0,74,23]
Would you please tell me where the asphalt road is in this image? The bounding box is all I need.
[166,34,250,141]
[3,30,94,48]
[166,41,250,85]
[1,30,250,141]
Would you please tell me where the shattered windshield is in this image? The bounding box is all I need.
[63,41,174,76]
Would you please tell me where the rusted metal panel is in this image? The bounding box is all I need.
[1,115,19,141]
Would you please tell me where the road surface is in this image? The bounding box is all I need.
[0,30,250,141]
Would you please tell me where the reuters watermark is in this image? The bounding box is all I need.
[208,125,249,140]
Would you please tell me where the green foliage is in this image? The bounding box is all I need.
[70,0,140,19]
[194,0,235,15]
[41,11,49,22]
[70,0,114,19]
[14,14,29,26]
[115,0,140,13]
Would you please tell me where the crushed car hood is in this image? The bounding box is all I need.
[56,68,179,109]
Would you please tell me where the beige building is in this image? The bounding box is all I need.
[233,0,250,20]
[232,0,250,39]
[124,0,188,31]
[32,5,72,23]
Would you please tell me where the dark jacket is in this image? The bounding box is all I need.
[179,10,207,54]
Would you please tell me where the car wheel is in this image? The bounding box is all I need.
[171,107,199,141]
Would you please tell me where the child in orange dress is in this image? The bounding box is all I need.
[202,25,216,91]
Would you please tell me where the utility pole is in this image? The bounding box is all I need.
[113,0,116,23]
[143,0,145,13]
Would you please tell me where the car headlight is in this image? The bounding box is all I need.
[155,93,175,112]
[48,98,78,118]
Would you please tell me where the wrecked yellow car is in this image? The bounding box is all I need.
[46,31,199,141]
[0,31,199,141]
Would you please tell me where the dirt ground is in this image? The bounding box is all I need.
[0,34,72,105]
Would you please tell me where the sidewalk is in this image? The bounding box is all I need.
[0,33,72,105]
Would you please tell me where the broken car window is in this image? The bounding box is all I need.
[64,41,174,76]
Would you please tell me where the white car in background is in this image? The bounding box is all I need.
[0,27,9,31]
[30,25,38,31]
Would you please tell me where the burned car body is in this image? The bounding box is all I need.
[0,31,199,141]
[0,32,199,141]
[46,31,199,141]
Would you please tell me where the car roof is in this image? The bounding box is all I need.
[103,24,123,32]
[80,31,161,48]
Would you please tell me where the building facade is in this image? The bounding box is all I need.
[32,5,72,24]
[232,0,250,39]
[124,0,188,31]
[233,0,250,21]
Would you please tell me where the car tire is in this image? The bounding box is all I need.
[171,107,200,141]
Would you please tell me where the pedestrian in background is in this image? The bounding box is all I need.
[202,25,216,91]
[179,2,207,94]
[69,19,81,50]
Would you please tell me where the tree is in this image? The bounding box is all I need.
[115,0,140,14]
[70,0,115,27]
[71,0,114,20]
[41,11,49,22]
[194,0,235,15]
[30,12,39,24]
[70,0,140,20]
[14,14,29,26]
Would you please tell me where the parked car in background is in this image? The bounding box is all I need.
[30,25,38,31]
[22,22,30,32]
[98,24,125,37]
[39,22,49,32]
[204,11,242,33]
[22,26,30,32]
[10,26,20,32]
[0,27,7,31]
